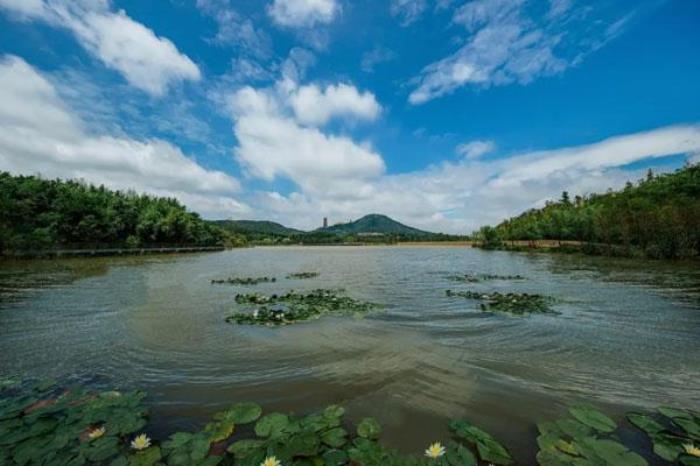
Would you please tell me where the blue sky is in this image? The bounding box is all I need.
[0,0,699,232]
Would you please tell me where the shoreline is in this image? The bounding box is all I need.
[0,245,225,260]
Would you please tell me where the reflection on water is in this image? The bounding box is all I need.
[1,247,699,464]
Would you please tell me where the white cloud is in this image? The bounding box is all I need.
[0,0,200,96]
[0,55,246,218]
[390,0,428,27]
[361,47,396,73]
[268,0,339,28]
[220,48,384,197]
[492,125,700,188]
[456,140,495,159]
[228,82,385,196]
[251,124,700,233]
[196,0,272,59]
[408,0,630,104]
[289,83,381,126]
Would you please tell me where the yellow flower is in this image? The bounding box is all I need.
[425,442,446,459]
[260,456,281,466]
[130,433,151,451]
[685,443,700,457]
[88,426,105,440]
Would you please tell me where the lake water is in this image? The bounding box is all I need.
[1,246,699,464]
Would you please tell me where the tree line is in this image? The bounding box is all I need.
[474,163,700,259]
[0,172,245,254]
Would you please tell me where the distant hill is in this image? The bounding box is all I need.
[212,220,303,237]
[317,214,432,236]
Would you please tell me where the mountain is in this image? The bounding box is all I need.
[316,214,432,236]
[212,220,303,237]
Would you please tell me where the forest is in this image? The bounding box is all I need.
[475,163,700,259]
[0,172,242,254]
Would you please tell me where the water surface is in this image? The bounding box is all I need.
[1,246,699,464]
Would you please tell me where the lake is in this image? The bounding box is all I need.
[1,246,699,464]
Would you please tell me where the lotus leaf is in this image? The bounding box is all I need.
[357,417,382,439]
[555,419,594,439]
[568,406,617,433]
[627,413,665,436]
[450,419,513,465]
[673,417,700,439]
[321,427,347,448]
[659,406,694,420]
[651,434,686,461]
[229,289,378,326]
[445,442,477,466]
[280,431,320,457]
[162,431,194,450]
[212,276,276,285]
[577,438,647,466]
[227,439,266,457]
[214,402,262,424]
[446,289,557,315]
[255,412,291,438]
[322,449,348,465]
[680,456,700,466]
[204,419,235,442]
[128,446,161,466]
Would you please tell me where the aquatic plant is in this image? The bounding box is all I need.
[3,377,699,466]
[536,406,648,466]
[88,426,106,440]
[450,420,512,464]
[211,277,277,285]
[131,434,152,451]
[424,442,446,459]
[285,272,320,280]
[685,444,700,457]
[0,378,152,465]
[261,456,281,466]
[445,290,556,315]
[227,289,378,326]
[627,406,700,464]
[447,274,525,283]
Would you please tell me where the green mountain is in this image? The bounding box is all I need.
[212,220,303,237]
[317,214,432,236]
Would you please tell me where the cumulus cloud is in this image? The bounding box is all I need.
[408,0,631,104]
[268,0,339,28]
[0,0,200,96]
[251,124,700,233]
[0,55,246,218]
[289,83,381,126]
[456,140,495,159]
[227,79,385,196]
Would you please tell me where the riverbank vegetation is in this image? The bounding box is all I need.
[0,173,244,255]
[2,378,699,465]
[474,164,700,259]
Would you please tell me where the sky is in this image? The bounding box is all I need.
[0,0,699,233]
